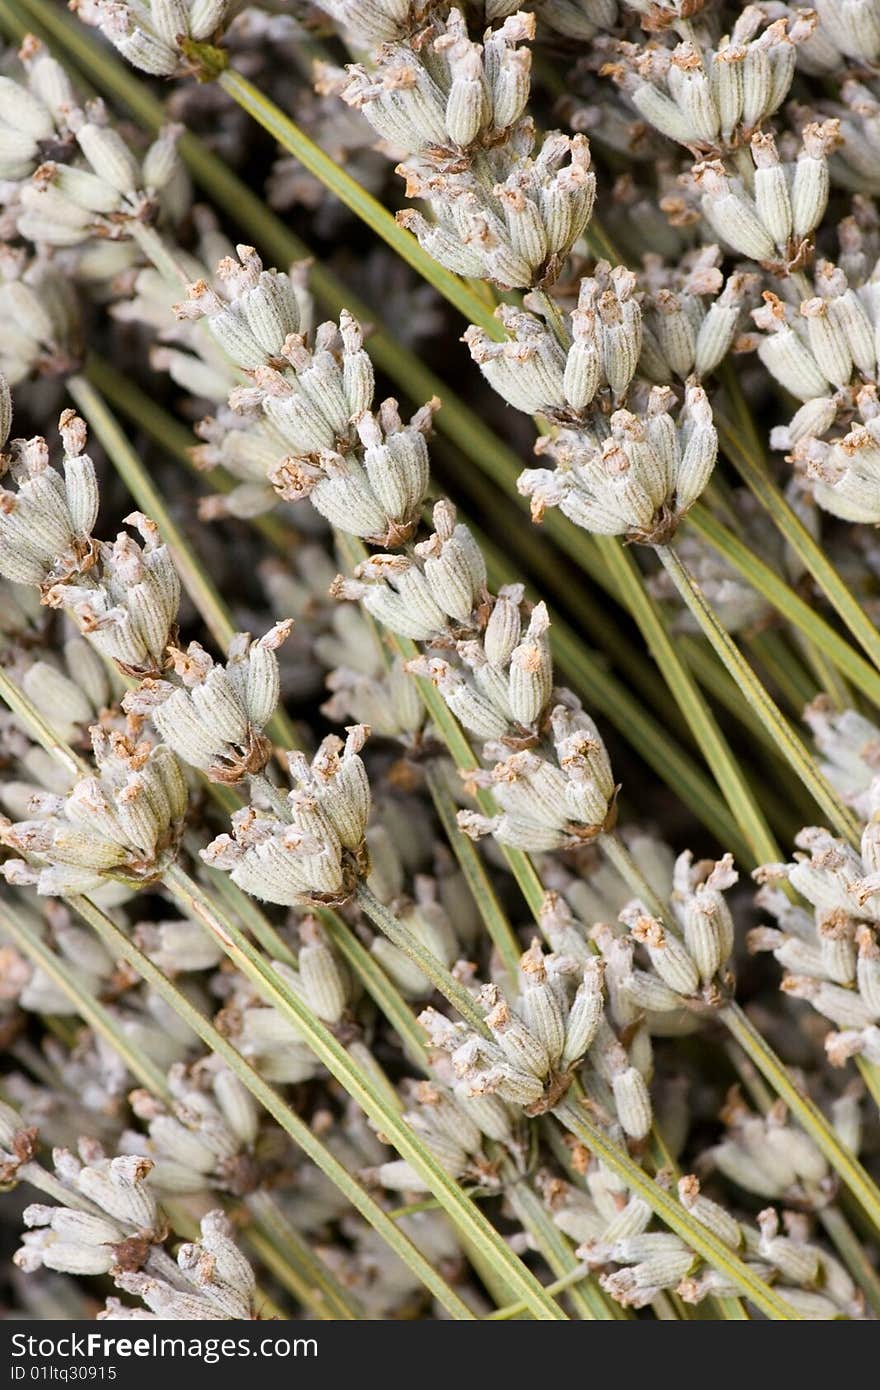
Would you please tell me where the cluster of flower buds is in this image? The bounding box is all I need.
[613,851,739,1023]
[692,122,838,270]
[272,394,435,547]
[342,10,535,153]
[518,381,718,544]
[15,1143,161,1279]
[182,258,436,543]
[754,286,874,416]
[753,820,880,1069]
[402,584,553,739]
[599,11,814,153]
[201,726,371,906]
[396,127,595,289]
[12,104,187,251]
[124,625,290,783]
[777,388,880,529]
[421,938,606,1116]
[0,252,81,386]
[0,412,98,589]
[334,500,486,640]
[323,656,425,742]
[367,1077,510,1194]
[3,628,113,750]
[1,726,187,896]
[705,1089,859,1207]
[578,1164,857,1315]
[0,38,79,185]
[784,0,880,74]
[637,249,757,383]
[465,265,641,417]
[107,1211,257,1320]
[176,245,306,371]
[47,510,181,680]
[458,704,618,850]
[120,1060,263,1198]
[75,0,231,78]
[0,409,182,679]
[805,696,880,820]
[342,12,596,288]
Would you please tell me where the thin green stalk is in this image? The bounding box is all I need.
[162,863,567,1320]
[687,504,880,710]
[0,901,168,1099]
[64,373,301,759]
[721,1003,880,1237]
[355,882,490,1036]
[598,539,780,867]
[817,1204,880,1320]
[246,1190,364,1320]
[553,1099,802,1319]
[315,907,430,1069]
[856,1057,880,1111]
[69,892,478,1320]
[485,1264,591,1320]
[655,544,861,847]
[425,765,522,979]
[214,68,502,339]
[718,369,880,679]
[243,1228,342,1320]
[745,631,817,716]
[0,668,85,781]
[597,831,669,922]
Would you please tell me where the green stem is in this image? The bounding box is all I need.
[717,371,880,680]
[597,831,669,922]
[0,668,86,780]
[656,544,861,847]
[598,539,780,867]
[216,68,501,339]
[69,892,478,1320]
[720,1003,880,1237]
[162,863,567,1320]
[314,906,430,1069]
[485,1263,590,1320]
[355,881,489,1036]
[246,1190,363,1320]
[425,764,522,979]
[0,901,168,1098]
[687,504,880,710]
[553,1099,802,1319]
